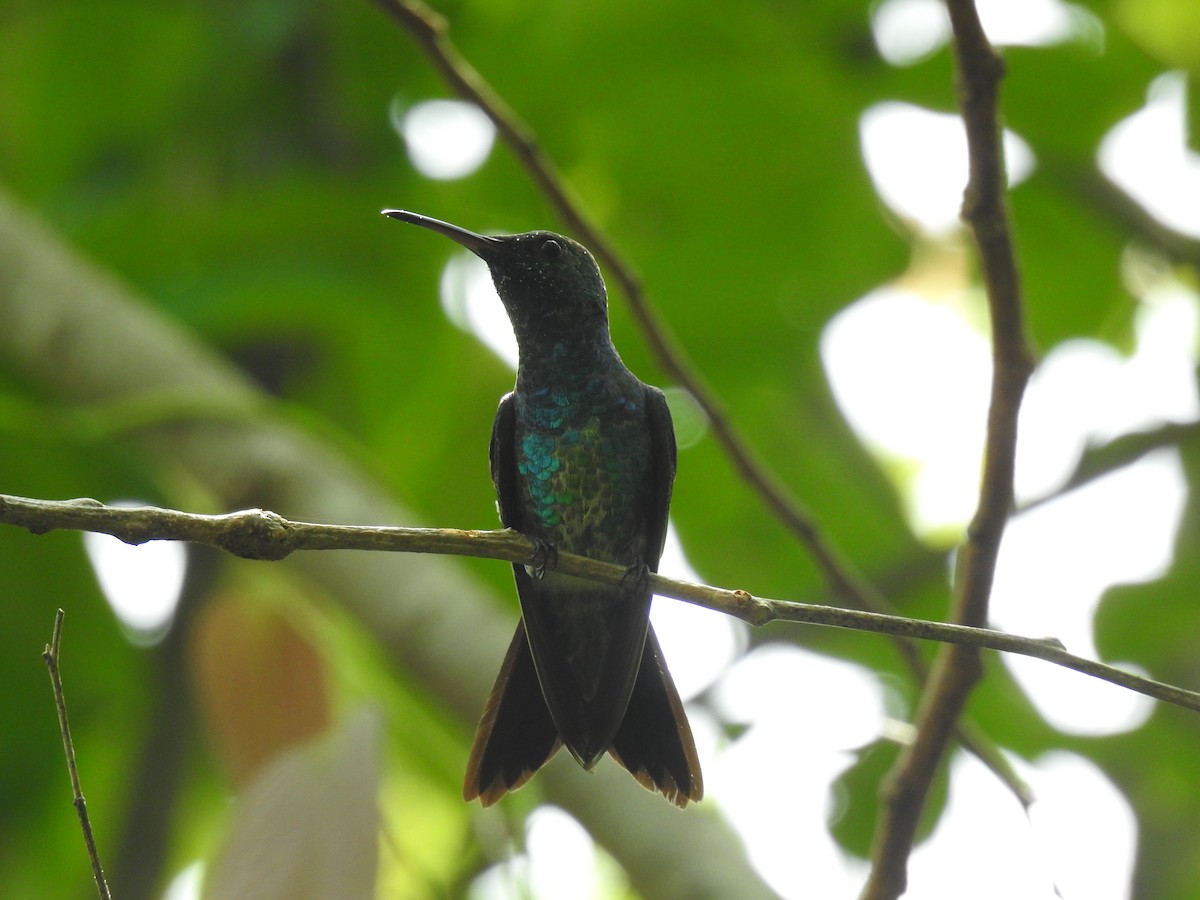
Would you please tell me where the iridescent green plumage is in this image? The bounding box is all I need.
[515,380,651,548]
[384,209,702,807]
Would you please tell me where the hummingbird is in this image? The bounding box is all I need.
[383,209,702,807]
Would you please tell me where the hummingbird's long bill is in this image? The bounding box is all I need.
[381,209,499,258]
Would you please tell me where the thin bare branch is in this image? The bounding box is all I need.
[1022,419,1200,513]
[43,609,112,900]
[861,3,1036,897]
[9,495,1197,716]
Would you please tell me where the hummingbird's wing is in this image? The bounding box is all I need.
[463,393,563,804]
[463,393,561,801]
[462,622,562,804]
[489,391,521,528]
[606,387,701,806]
[641,384,677,568]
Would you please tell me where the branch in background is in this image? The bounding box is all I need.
[1044,153,1200,273]
[1023,420,1200,513]
[8,495,1198,715]
[862,3,1036,897]
[372,0,1032,807]
[43,610,112,900]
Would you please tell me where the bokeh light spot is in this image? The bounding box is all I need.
[394,98,496,181]
[83,502,187,645]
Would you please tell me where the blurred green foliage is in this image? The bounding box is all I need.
[2,0,1199,897]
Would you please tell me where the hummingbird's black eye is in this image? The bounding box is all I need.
[540,239,562,258]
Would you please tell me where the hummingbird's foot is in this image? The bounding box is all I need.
[619,562,652,597]
[529,539,559,580]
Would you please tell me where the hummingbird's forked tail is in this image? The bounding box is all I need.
[463,623,703,807]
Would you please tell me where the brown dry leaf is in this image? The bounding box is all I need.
[189,589,331,786]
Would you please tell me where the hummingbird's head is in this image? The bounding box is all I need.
[383,210,610,351]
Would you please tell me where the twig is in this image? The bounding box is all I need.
[861,3,1035,898]
[1043,152,1200,272]
[371,0,1031,806]
[9,495,1197,715]
[1021,419,1200,513]
[43,609,112,900]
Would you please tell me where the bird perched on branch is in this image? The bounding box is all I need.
[384,209,702,807]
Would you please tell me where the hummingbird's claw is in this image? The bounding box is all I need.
[529,539,558,579]
[620,562,652,597]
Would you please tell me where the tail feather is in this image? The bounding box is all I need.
[463,624,561,805]
[464,622,702,807]
[609,626,703,807]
